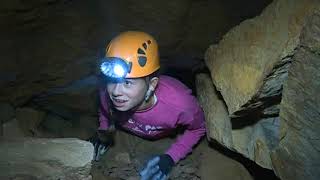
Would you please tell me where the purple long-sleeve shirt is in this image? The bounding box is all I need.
[98,75,206,163]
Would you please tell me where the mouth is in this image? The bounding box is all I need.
[112,98,128,107]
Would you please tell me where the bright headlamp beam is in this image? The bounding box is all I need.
[100,59,129,79]
[113,64,125,77]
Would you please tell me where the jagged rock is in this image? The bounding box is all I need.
[196,73,279,169]
[204,0,320,117]
[196,73,233,149]
[0,138,93,180]
[232,117,279,169]
[271,9,320,180]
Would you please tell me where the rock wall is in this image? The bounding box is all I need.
[0,0,253,106]
[198,0,320,179]
[271,9,320,180]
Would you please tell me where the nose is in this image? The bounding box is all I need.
[110,83,123,97]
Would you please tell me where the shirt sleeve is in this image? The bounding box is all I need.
[98,88,110,130]
[165,106,206,163]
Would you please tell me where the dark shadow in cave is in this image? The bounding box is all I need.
[208,140,281,180]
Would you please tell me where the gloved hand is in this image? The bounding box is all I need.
[139,154,174,180]
[88,130,113,161]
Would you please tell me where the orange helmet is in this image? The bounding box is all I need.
[100,31,160,79]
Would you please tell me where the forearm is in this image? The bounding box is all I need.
[165,126,206,163]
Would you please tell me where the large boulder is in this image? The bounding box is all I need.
[196,73,279,169]
[271,9,320,180]
[196,73,233,148]
[205,0,320,117]
[0,138,93,180]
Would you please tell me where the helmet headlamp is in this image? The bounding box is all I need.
[100,57,132,79]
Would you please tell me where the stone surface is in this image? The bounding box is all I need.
[31,75,99,117]
[0,103,15,124]
[39,113,97,140]
[198,143,253,180]
[0,0,100,106]
[0,138,93,180]
[2,118,25,138]
[271,9,320,180]
[196,73,233,149]
[15,107,46,136]
[196,73,279,169]
[0,103,15,136]
[204,0,320,116]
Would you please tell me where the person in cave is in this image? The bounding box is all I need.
[90,31,206,180]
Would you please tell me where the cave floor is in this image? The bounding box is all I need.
[90,130,253,180]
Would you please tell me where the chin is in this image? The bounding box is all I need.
[114,106,130,111]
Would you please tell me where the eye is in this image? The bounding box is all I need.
[124,80,133,86]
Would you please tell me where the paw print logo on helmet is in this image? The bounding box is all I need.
[137,39,152,67]
[102,31,160,78]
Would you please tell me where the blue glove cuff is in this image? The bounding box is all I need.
[158,154,174,175]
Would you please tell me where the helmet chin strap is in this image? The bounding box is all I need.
[133,84,154,112]
[144,88,153,102]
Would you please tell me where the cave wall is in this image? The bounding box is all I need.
[0,0,272,106]
[0,0,272,141]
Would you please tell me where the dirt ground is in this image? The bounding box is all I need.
[90,130,253,180]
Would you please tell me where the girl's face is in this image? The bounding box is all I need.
[106,78,149,111]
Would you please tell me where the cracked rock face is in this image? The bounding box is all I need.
[197,0,320,179]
